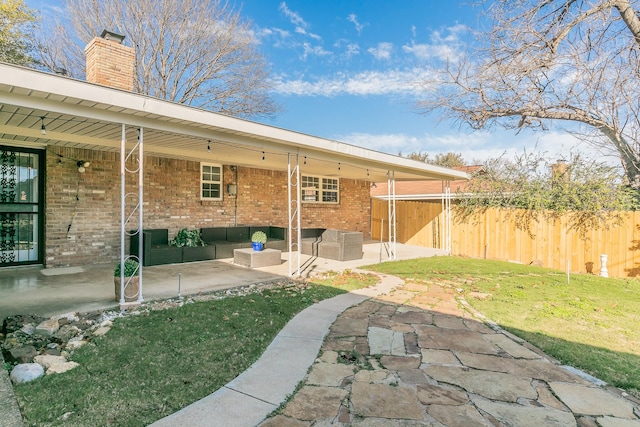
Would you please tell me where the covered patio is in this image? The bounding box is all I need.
[0,241,447,319]
[0,58,467,307]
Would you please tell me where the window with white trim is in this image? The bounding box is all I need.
[201,163,223,200]
[302,175,339,203]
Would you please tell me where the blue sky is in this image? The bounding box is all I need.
[27,0,591,165]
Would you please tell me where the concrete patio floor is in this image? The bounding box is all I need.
[0,242,446,320]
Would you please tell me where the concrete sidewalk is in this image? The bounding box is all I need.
[151,271,640,426]
[260,277,640,426]
[150,274,405,427]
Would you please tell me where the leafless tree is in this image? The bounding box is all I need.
[36,0,279,118]
[418,0,640,187]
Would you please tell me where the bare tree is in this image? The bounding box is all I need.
[418,0,640,187]
[36,0,279,119]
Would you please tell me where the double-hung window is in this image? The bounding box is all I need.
[201,163,222,200]
[302,175,339,203]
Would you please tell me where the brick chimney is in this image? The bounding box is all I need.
[85,30,135,92]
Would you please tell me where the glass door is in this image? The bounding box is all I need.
[0,147,44,266]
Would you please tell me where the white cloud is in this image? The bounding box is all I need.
[402,24,468,63]
[345,43,360,58]
[368,42,393,60]
[302,43,332,59]
[279,2,307,28]
[347,13,366,34]
[334,39,360,58]
[295,26,322,41]
[335,130,599,165]
[272,68,434,96]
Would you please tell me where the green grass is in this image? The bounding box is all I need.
[14,273,378,427]
[366,256,640,397]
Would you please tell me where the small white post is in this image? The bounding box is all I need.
[600,254,609,278]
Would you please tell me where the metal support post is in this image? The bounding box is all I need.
[287,153,301,276]
[387,171,396,260]
[120,124,144,305]
[442,180,451,253]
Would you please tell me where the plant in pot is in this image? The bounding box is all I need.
[251,230,267,251]
[169,228,206,247]
[114,259,140,302]
[170,228,215,262]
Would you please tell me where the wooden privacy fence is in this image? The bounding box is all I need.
[371,198,640,278]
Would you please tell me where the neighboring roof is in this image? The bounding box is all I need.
[371,165,482,200]
[0,62,468,183]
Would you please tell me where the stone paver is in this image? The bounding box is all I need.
[549,382,637,418]
[261,277,640,426]
[282,386,348,421]
[350,382,424,420]
[472,395,577,427]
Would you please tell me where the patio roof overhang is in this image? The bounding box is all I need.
[0,62,468,183]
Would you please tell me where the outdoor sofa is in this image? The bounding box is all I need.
[130,229,183,267]
[130,226,287,266]
[301,228,363,261]
[200,226,287,258]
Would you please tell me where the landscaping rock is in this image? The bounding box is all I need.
[2,314,46,335]
[10,363,44,384]
[19,323,35,336]
[65,337,87,350]
[54,324,82,342]
[46,361,80,375]
[33,354,66,369]
[8,345,36,364]
[34,318,59,337]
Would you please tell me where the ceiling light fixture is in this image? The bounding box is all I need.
[40,117,46,135]
[207,140,211,153]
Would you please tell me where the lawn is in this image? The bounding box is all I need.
[367,256,640,397]
[12,271,378,427]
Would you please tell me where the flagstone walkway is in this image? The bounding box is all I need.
[260,278,640,427]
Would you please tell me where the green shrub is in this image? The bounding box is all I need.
[251,231,267,244]
[114,259,139,277]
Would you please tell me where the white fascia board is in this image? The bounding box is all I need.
[0,63,469,181]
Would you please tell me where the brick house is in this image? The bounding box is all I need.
[0,32,468,271]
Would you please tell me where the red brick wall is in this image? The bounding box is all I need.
[45,147,371,267]
[85,37,135,91]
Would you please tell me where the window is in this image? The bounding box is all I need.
[201,163,222,200]
[302,175,339,203]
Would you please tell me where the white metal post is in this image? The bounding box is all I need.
[137,128,144,302]
[287,153,301,276]
[120,125,126,304]
[442,180,451,253]
[387,171,396,260]
[120,124,144,306]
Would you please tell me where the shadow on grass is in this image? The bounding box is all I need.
[9,281,352,427]
[504,326,640,394]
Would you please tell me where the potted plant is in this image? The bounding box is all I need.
[114,259,139,302]
[169,228,206,247]
[170,228,215,262]
[251,230,267,251]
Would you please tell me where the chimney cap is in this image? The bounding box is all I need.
[100,29,126,44]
